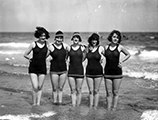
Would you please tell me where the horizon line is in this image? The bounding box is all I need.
[0,31,158,33]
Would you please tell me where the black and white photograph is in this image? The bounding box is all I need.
[0,0,158,119]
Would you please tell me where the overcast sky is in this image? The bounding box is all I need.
[0,0,158,32]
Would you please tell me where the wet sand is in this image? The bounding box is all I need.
[0,72,158,120]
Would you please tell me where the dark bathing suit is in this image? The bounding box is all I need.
[29,41,47,74]
[68,45,84,78]
[50,43,67,74]
[104,44,123,79]
[86,46,103,78]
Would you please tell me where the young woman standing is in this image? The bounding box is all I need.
[104,30,130,111]
[86,33,104,109]
[49,30,69,105]
[67,32,86,107]
[24,27,50,106]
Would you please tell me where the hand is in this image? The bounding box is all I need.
[118,62,122,68]
[29,58,32,62]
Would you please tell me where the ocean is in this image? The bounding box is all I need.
[0,32,158,88]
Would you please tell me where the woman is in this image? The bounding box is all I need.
[49,30,69,105]
[67,32,86,107]
[104,30,130,111]
[24,26,50,106]
[86,33,104,109]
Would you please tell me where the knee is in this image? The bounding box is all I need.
[52,87,57,92]
[32,85,38,92]
[38,86,42,91]
[89,90,93,95]
[59,87,63,91]
[71,88,76,94]
[94,89,99,95]
[33,87,38,92]
[113,90,119,96]
[106,90,112,97]
[76,88,81,94]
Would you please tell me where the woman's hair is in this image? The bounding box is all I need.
[34,27,50,39]
[71,32,82,42]
[107,30,122,43]
[88,33,100,46]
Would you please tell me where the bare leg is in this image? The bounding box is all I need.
[58,73,67,104]
[104,79,113,111]
[112,79,122,111]
[94,77,102,109]
[37,74,45,105]
[50,73,59,104]
[68,77,77,107]
[30,73,38,106]
[86,77,94,108]
[76,78,84,106]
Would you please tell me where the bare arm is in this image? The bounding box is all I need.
[63,43,70,61]
[119,45,131,64]
[46,42,51,58]
[23,42,34,61]
[81,45,87,62]
[99,46,105,64]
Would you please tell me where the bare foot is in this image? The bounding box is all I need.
[107,107,111,111]
[112,107,116,111]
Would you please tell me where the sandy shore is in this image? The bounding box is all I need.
[0,72,158,120]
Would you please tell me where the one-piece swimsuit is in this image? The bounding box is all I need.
[86,46,103,78]
[50,43,67,74]
[104,44,123,79]
[68,45,84,78]
[29,41,47,74]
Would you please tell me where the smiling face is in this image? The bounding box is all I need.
[111,33,119,44]
[72,36,80,44]
[91,39,98,47]
[55,36,63,45]
[39,33,46,42]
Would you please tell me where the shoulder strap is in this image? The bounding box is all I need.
[117,44,119,48]
[97,45,100,51]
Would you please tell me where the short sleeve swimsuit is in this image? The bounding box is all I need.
[29,41,47,74]
[68,45,84,78]
[86,46,103,78]
[50,43,67,74]
[104,44,123,79]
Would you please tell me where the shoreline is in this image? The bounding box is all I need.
[0,73,158,119]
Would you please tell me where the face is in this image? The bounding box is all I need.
[55,36,63,45]
[39,33,46,41]
[72,36,80,44]
[91,39,98,47]
[112,33,119,44]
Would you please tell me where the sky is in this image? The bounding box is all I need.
[0,0,158,32]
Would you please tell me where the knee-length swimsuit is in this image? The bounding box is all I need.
[68,45,84,78]
[50,43,67,74]
[29,41,47,74]
[86,46,103,78]
[104,44,123,79]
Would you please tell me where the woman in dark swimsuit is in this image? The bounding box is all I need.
[67,32,86,107]
[86,33,104,109]
[49,30,69,105]
[24,27,50,106]
[104,30,130,111]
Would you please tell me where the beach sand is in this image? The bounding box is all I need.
[0,72,158,120]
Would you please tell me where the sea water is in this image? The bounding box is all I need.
[0,32,158,88]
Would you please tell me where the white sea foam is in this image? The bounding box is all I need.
[0,111,56,120]
[0,51,23,55]
[127,46,158,60]
[0,42,29,48]
[141,110,158,120]
[138,50,158,59]
[124,71,158,81]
